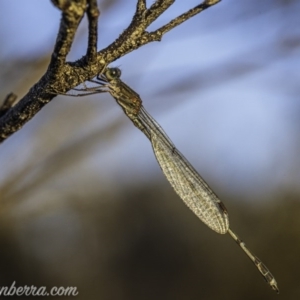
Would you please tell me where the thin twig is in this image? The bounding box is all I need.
[86,0,100,64]
[49,1,87,69]
[136,0,147,14]
[144,0,174,26]
[158,0,221,35]
[0,93,18,118]
[145,0,221,41]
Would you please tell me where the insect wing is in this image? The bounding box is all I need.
[139,108,229,234]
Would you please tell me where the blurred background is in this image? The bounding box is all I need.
[0,0,299,299]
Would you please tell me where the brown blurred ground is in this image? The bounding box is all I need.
[0,182,299,299]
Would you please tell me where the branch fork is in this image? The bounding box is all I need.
[0,0,221,143]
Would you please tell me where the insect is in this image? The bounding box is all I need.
[73,67,279,293]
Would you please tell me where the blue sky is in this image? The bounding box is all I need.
[0,0,299,203]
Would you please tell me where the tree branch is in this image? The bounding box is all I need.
[144,0,175,26]
[49,0,87,69]
[0,0,221,143]
[86,0,100,64]
[0,93,18,118]
[149,0,221,39]
[136,0,147,15]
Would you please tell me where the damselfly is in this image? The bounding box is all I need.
[75,67,279,293]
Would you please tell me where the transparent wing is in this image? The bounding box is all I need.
[138,107,229,234]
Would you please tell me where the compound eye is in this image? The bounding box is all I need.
[106,67,121,80]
